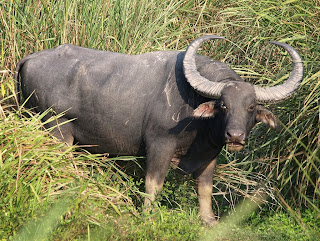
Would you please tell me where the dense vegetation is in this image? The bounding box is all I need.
[0,0,319,240]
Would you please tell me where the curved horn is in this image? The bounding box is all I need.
[254,41,304,103]
[183,35,227,98]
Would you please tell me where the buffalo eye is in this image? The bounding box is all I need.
[248,104,255,112]
[220,102,227,111]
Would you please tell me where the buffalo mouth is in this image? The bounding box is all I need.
[226,141,245,152]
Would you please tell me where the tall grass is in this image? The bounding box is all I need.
[1,0,319,239]
[0,104,142,238]
[216,0,320,207]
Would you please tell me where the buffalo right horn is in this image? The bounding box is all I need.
[254,41,303,103]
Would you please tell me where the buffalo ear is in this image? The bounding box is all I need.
[193,101,217,118]
[256,105,279,129]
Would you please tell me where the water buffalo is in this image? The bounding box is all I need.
[15,35,303,225]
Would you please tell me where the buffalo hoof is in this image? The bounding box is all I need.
[202,216,219,226]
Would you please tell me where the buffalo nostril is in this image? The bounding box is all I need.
[225,130,246,141]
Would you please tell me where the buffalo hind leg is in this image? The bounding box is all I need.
[44,117,74,146]
[193,157,218,226]
[144,138,176,208]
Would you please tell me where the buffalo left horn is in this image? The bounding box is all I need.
[183,35,227,99]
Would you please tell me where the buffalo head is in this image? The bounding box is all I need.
[184,35,303,151]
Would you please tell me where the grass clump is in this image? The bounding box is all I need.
[203,210,319,241]
[0,104,142,239]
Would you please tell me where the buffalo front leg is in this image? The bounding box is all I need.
[144,138,176,207]
[193,157,217,225]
